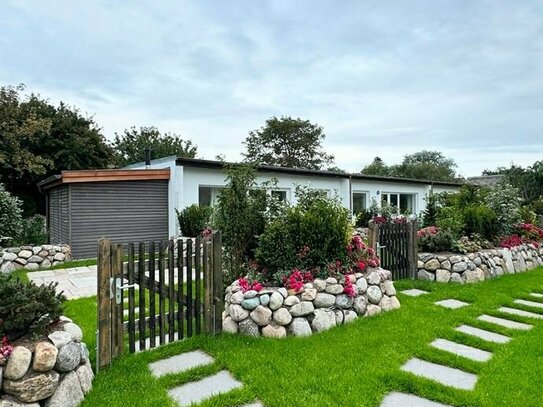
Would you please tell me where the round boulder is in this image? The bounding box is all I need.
[366,286,383,304]
[33,342,59,372]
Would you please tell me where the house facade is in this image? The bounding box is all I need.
[127,156,461,238]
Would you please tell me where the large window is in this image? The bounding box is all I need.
[352,192,368,214]
[271,190,287,202]
[198,186,223,206]
[381,192,415,214]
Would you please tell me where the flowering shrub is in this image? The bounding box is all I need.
[282,268,314,293]
[237,278,263,293]
[499,235,523,249]
[0,336,13,362]
[344,235,380,273]
[343,277,356,298]
[417,226,456,252]
[201,226,213,238]
[517,223,543,242]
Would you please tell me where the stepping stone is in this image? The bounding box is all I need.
[381,392,452,407]
[149,350,214,377]
[530,293,543,298]
[455,325,511,344]
[400,358,477,390]
[242,403,264,407]
[400,289,429,297]
[430,338,492,362]
[168,370,243,407]
[477,314,533,330]
[514,299,543,309]
[434,299,469,309]
[498,307,543,320]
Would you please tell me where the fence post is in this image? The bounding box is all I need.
[368,220,379,252]
[409,220,419,280]
[97,238,112,370]
[111,244,124,359]
[212,232,223,334]
[203,239,213,333]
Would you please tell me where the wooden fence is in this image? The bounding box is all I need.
[368,220,418,280]
[96,232,223,370]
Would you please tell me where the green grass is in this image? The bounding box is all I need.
[45,258,97,270]
[65,267,543,407]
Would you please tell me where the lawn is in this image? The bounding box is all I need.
[63,267,543,407]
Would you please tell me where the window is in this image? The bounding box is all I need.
[271,190,287,202]
[381,192,415,214]
[352,192,367,214]
[198,186,223,206]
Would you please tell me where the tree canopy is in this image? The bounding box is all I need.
[242,116,334,170]
[111,126,197,167]
[0,85,113,214]
[361,151,459,182]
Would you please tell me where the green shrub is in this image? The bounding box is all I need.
[355,209,372,228]
[422,193,440,227]
[417,228,456,252]
[256,191,350,281]
[531,197,543,215]
[16,215,47,245]
[520,206,537,224]
[0,183,22,246]
[436,206,464,238]
[0,274,65,341]
[462,205,497,240]
[176,204,212,237]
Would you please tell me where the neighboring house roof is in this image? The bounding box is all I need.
[466,175,504,186]
[175,157,464,187]
[38,169,171,190]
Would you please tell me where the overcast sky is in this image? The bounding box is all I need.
[1,0,542,176]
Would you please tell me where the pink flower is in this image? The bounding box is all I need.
[343,278,356,298]
[357,261,366,271]
[368,257,380,268]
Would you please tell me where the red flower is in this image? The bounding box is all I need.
[357,261,366,271]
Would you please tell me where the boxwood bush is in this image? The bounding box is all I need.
[176,204,212,237]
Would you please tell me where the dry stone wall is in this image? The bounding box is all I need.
[0,245,71,273]
[222,267,400,338]
[418,244,543,283]
[0,317,93,407]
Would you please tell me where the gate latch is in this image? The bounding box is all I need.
[110,277,137,304]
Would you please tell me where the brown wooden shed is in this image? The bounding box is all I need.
[38,169,170,259]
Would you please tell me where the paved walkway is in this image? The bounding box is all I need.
[381,291,543,406]
[28,266,98,299]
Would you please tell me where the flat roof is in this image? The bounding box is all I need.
[175,157,463,187]
[38,169,171,190]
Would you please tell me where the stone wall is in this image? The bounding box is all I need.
[418,244,543,283]
[222,267,400,338]
[0,245,71,273]
[0,317,93,407]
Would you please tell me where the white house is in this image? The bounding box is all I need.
[127,156,461,238]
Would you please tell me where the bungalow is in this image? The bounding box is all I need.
[40,156,461,259]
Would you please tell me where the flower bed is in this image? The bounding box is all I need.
[222,267,400,338]
[0,244,71,273]
[418,244,543,283]
[0,317,93,406]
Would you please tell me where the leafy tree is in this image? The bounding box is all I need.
[243,116,334,170]
[0,85,113,214]
[0,183,22,245]
[111,126,197,167]
[361,157,391,176]
[483,161,543,205]
[391,150,458,181]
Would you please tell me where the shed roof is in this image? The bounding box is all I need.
[38,169,171,191]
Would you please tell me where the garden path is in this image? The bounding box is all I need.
[379,291,543,406]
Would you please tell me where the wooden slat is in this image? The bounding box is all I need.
[111,244,124,358]
[158,241,166,346]
[194,237,202,335]
[212,232,223,333]
[168,240,175,342]
[138,243,146,351]
[127,243,136,353]
[186,239,193,337]
[97,238,112,369]
[203,239,213,333]
[177,239,184,340]
[149,241,156,348]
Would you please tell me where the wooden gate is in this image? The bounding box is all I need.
[368,221,418,280]
[96,232,223,369]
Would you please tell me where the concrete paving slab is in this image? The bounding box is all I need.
[529,293,543,298]
[149,350,214,377]
[381,392,452,407]
[477,314,533,330]
[430,338,492,362]
[435,299,470,309]
[241,403,264,407]
[400,289,429,297]
[514,299,543,309]
[455,325,511,344]
[168,370,243,406]
[498,307,543,320]
[400,358,477,390]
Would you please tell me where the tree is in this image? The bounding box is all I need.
[242,116,334,170]
[483,161,543,205]
[0,85,113,215]
[391,150,458,181]
[111,126,197,167]
[361,157,391,176]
